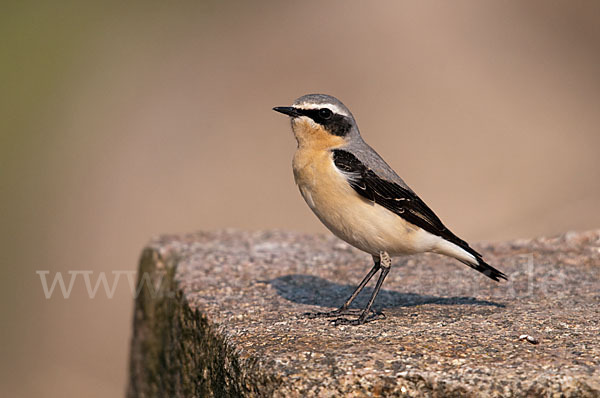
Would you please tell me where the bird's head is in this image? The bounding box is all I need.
[273,94,359,149]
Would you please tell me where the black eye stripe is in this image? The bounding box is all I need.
[297,108,338,123]
[318,108,333,119]
[296,108,352,137]
[297,108,330,121]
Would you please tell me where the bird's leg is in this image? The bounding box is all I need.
[304,256,381,319]
[334,251,391,326]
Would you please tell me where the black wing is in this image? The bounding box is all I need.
[332,149,506,281]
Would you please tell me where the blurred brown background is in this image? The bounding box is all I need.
[2,1,599,397]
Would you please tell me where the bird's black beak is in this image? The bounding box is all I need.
[273,106,301,117]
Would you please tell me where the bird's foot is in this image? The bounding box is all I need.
[303,308,362,319]
[305,308,386,325]
[332,311,386,326]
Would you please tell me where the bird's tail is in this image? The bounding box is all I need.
[458,255,507,282]
[434,239,507,282]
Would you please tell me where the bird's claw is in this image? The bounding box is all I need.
[332,317,363,326]
[331,311,386,326]
[304,309,386,325]
[303,308,362,319]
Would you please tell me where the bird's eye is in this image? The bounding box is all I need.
[319,108,333,120]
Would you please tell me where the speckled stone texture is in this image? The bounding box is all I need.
[127,230,600,397]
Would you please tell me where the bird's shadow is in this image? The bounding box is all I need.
[266,274,504,311]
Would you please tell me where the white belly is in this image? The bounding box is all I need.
[294,151,440,256]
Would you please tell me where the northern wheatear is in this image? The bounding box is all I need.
[274,94,506,325]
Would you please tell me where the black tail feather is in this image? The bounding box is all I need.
[459,253,507,282]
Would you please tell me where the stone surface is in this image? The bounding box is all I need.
[128,230,600,397]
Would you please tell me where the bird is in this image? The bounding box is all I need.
[273,94,506,325]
